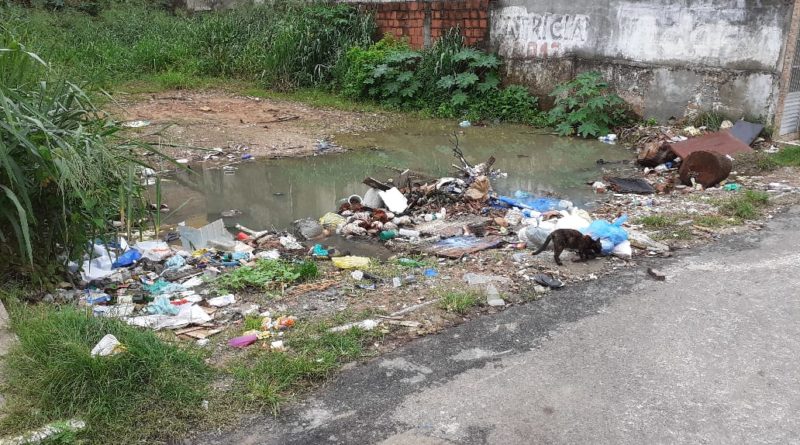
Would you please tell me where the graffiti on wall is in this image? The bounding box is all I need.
[491,6,589,58]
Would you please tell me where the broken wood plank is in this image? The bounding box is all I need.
[363,176,391,191]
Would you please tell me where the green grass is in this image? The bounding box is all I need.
[438,290,481,314]
[634,215,677,228]
[718,190,770,220]
[228,321,377,413]
[0,300,211,444]
[245,87,390,113]
[215,259,318,292]
[2,2,374,90]
[693,214,735,228]
[773,145,800,167]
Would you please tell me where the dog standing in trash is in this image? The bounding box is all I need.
[531,229,602,266]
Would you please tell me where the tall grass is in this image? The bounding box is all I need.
[0,33,149,279]
[0,301,211,444]
[1,1,375,90]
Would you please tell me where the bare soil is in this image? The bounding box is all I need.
[112,90,392,161]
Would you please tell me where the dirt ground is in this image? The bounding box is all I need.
[112,90,392,161]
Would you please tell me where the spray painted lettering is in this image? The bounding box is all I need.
[491,7,590,58]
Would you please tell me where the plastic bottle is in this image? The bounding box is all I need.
[379,230,397,241]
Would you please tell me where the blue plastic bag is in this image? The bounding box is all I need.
[112,248,142,268]
[584,215,628,255]
[496,191,572,213]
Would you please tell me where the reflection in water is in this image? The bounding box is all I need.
[159,120,630,230]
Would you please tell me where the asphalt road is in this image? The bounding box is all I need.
[201,207,800,445]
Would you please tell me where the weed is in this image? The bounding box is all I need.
[548,71,631,138]
[0,34,154,280]
[228,321,376,413]
[690,111,726,131]
[718,189,769,220]
[438,290,481,314]
[734,151,778,172]
[773,145,800,167]
[215,260,318,292]
[635,215,676,228]
[0,301,210,444]
[693,214,734,228]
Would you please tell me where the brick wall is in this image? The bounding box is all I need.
[430,0,489,46]
[358,0,491,49]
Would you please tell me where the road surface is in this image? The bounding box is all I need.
[201,207,800,444]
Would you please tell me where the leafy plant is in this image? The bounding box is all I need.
[215,259,318,292]
[0,34,151,280]
[548,71,630,138]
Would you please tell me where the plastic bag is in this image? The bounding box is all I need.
[331,256,371,269]
[112,248,141,268]
[585,215,628,254]
[319,212,346,230]
[519,220,556,248]
[555,214,591,231]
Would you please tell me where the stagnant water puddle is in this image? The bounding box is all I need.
[159,119,631,237]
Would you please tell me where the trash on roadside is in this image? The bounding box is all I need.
[351,270,364,280]
[426,236,502,258]
[647,267,667,281]
[329,319,380,332]
[723,183,742,191]
[91,334,127,357]
[628,231,670,253]
[729,120,764,145]
[378,187,409,213]
[228,333,259,348]
[585,215,628,255]
[605,177,655,195]
[459,120,471,128]
[331,256,371,269]
[669,131,753,159]
[592,181,607,193]
[532,274,564,289]
[208,294,236,307]
[678,150,733,188]
[178,219,234,251]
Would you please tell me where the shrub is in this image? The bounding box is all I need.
[548,71,630,138]
[337,31,541,123]
[0,35,150,279]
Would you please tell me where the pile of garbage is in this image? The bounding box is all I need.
[593,119,770,197]
[61,217,313,347]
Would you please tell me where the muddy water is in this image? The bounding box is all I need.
[159,119,630,232]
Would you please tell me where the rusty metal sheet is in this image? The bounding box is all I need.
[425,235,502,259]
[668,130,753,159]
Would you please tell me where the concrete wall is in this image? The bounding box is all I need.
[182,0,796,124]
[489,0,794,121]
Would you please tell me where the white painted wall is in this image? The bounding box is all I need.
[491,1,787,71]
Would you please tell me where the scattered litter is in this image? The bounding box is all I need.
[351,270,364,280]
[329,319,380,333]
[121,120,150,128]
[647,267,667,281]
[91,334,126,357]
[427,236,502,258]
[679,150,733,188]
[228,334,259,348]
[532,274,564,289]
[723,183,742,191]
[178,219,234,251]
[332,256,371,269]
[605,177,655,195]
[208,294,236,307]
